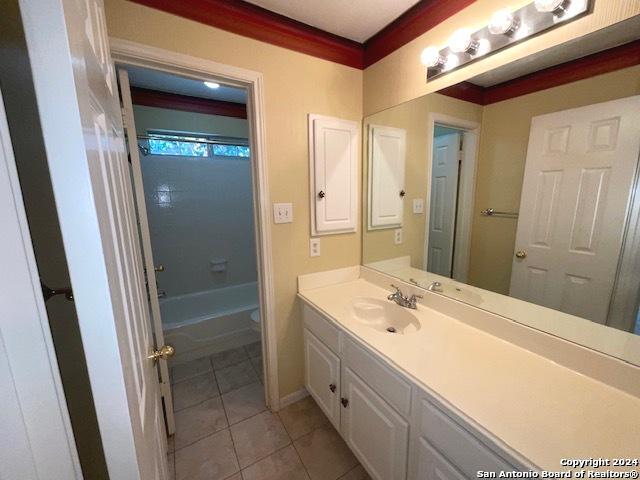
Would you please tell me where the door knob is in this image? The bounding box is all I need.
[148,344,175,363]
[154,264,165,272]
[318,190,326,199]
[515,250,527,259]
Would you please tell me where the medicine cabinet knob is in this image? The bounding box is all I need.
[318,190,326,199]
[399,190,406,197]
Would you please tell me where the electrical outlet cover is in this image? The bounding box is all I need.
[394,229,403,245]
[310,238,321,257]
[413,198,424,214]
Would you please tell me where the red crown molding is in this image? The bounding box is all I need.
[129,0,364,68]
[131,87,248,119]
[363,0,476,68]
[439,40,640,106]
[127,0,475,70]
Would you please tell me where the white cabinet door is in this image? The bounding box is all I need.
[341,367,409,480]
[304,330,341,429]
[368,125,406,229]
[510,96,640,323]
[309,115,359,235]
[427,132,460,277]
[415,438,465,480]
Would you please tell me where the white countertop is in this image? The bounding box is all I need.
[298,276,640,470]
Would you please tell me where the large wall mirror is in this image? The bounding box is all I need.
[362,17,640,366]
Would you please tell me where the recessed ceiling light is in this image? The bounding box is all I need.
[204,81,220,89]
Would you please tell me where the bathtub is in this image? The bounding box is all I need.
[161,282,261,363]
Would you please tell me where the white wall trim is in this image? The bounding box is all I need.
[110,38,280,410]
[279,388,309,409]
[423,113,480,283]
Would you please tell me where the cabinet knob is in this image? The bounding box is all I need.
[318,190,326,199]
[399,190,406,197]
[329,383,336,393]
[341,397,349,408]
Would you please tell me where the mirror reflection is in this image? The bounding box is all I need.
[363,51,640,347]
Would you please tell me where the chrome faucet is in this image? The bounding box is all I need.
[427,281,443,293]
[387,285,422,310]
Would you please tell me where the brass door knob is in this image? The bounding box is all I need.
[515,250,527,259]
[148,344,175,363]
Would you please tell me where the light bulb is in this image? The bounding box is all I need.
[420,46,445,68]
[204,81,220,89]
[448,28,478,54]
[534,0,569,13]
[488,8,518,35]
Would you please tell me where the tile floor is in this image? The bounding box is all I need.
[168,342,372,480]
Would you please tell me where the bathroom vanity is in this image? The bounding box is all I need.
[298,267,640,480]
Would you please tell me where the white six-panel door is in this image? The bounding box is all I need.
[368,125,406,229]
[427,133,460,277]
[310,115,359,235]
[20,0,168,477]
[510,96,640,323]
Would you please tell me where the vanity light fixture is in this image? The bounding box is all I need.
[534,0,569,14]
[204,81,220,89]
[423,0,590,81]
[420,47,446,68]
[448,28,479,54]
[488,8,519,35]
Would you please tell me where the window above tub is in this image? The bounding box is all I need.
[145,131,250,158]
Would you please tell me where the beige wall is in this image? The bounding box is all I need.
[362,93,482,267]
[105,0,363,398]
[469,65,640,293]
[363,0,640,116]
[132,105,249,138]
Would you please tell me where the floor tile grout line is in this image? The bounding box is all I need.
[219,389,243,478]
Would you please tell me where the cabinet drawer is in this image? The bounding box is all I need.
[303,305,340,354]
[343,336,412,417]
[416,437,466,480]
[418,398,515,477]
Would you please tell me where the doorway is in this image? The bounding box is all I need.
[424,115,480,283]
[116,60,273,441]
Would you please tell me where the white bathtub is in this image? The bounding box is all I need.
[161,282,260,363]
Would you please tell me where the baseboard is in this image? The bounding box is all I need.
[279,387,309,409]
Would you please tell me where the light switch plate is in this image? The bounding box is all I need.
[273,203,293,224]
[394,228,403,245]
[310,238,321,257]
[413,198,424,214]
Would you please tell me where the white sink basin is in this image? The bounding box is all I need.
[348,297,421,335]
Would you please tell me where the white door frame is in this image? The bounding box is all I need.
[109,38,280,410]
[0,89,82,479]
[423,113,480,283]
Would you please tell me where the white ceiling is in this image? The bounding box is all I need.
[244,0,420,42]
[122,65,247,104]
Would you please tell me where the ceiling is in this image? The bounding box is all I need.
[122,65,247,104]
[244,0,420,42]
